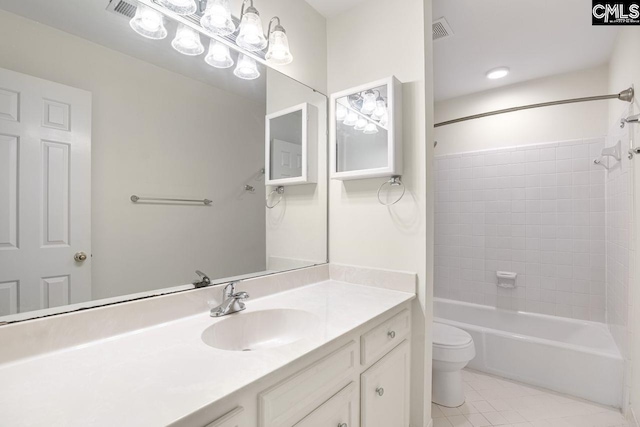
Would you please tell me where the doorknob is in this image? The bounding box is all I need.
[74,252,88,262]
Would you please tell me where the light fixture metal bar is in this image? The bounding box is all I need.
[434,87,634,128]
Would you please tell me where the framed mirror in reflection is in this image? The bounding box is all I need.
[0,0,327,323]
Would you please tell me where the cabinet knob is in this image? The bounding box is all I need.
[376,387,385,396]
[388,330,396,339]
[338,424,348,427]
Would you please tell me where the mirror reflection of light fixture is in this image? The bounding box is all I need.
[205,40,234,68]
[361,90,377,114]
[129,4,168,40]
[234,53,260,80]
[237,0,268,52]
[172,23,205,56]
[380,112,389,127]
[336,104,347,121]
[344,111,358,126]
[372,95,387,119]
[363,123,379,134]
[200,0,236,36]
[265,17,293,65]
[355,118,367,131]
[157,0,197,16]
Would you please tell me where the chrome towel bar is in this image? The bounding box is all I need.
[130,195,212,205]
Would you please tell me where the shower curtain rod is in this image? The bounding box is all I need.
[434,87,635,128]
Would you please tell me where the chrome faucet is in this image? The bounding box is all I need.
[210,282,249,317]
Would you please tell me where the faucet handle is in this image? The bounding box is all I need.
[193,270,211,288]
[234,291,250,300]
[223,281,238,297]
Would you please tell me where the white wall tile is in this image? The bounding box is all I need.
[434,138,612,322]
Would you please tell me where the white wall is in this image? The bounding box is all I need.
[607,27,640,425]
[265,70,327,269]
[435,66,610,155]
[327,0,433,424]
[0,10,267,300]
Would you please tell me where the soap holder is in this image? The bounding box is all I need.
[496,271,517,289]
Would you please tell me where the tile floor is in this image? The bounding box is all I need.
[432,369,629,427]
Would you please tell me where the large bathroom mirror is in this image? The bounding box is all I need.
[0,0,328,323]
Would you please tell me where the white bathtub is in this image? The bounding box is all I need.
[434,298,624,407]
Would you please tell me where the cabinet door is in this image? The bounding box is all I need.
[361,340,410,427]
[294,382,358,427]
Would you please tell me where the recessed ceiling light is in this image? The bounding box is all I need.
[486,67,510,80]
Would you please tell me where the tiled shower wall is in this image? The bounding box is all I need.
[434,138,607,321]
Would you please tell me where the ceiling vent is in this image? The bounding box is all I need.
[432,17,454,41]
[106,0,137,19]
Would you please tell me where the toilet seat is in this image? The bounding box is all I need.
[432,323,475,363]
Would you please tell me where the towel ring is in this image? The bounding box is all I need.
[377,176,405,206]
[266,186,285,209]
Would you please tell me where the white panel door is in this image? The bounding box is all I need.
[271,139,302,179]
[0,67,91,318]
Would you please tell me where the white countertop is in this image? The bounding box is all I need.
[0,280,414,426]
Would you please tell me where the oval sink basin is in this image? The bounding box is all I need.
[201,309,320,352]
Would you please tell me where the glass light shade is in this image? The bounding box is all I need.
[200,0,235,36]
[234,54,260,80]
[157,0,197,15]
[361,91,376,114]
[237,12,268,52]
[265,30,293,65]
[172,24,205,56]
[343,111,358,126]
[354,118,367,131]
[129,4,167,40]
[205,40,234,68]
[336,104,347,121]
[363,123,379,134]
[379,112,389,127]
[373,100,387,119]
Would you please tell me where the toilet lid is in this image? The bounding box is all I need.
[433,323,472,347]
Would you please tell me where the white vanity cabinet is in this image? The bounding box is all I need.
[193,304,412,427]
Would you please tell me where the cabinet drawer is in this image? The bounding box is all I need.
[293,382,358,427]
[361,309,410,365]
[259,341,357,427]
[204,406,245,427]
[361,340,411,427]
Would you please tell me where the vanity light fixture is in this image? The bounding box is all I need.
[234,53,260,80]
[486,66,510,80]
[372,94,387,119]
[172,23,205,55]
[361,90,377,115]
[129,3,168,39]
[336,104,348,121]
[157,0,197,15]
[265,17,293,65]
[344,111,358,126]
[363,123,379,134]
[200,0,236,36]
[205,39,234,68]
[354,118,367,131]
[236,0,268,52]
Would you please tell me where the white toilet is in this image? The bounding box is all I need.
[432,322,476,407]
